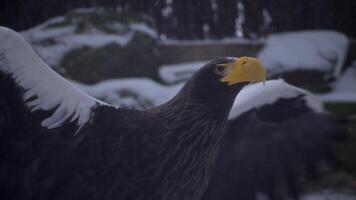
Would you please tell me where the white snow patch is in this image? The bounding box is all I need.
[74,78,182,108]
[22,30,134,66]
[23,25,76,41]
[160,37,262,45]
[159,61,208,84]
[20,15,156,66]
[27,43,72,68]
[318,65,356,102]
[229,79,324,119]
[0,26,105,130]
[21,16,69,38]
[62,32,134,47]
[258,31,349,77]
[130,23,158,39]
[22,29,135,66]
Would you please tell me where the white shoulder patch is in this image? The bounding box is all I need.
[229,79,324,119]
[0,26,106,130]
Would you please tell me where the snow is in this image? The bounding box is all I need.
[159,30,349,85]
[301,190,356,200]
[21,15,157,66]
[159,61,208,84]
[160,37,261,45]
[0,26,105,130]
[258,31,349,77]
[229,79,324,119]
[318,64,356,102]
[74,78,182,109]
[22,23,76,41]
[23,30,136,67]
[62,32,134,47]
[130,23,158,39]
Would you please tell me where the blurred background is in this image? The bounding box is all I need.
[1,0,356,199]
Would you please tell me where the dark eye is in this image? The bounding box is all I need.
[214,65,225,75]
[241,60,247,66]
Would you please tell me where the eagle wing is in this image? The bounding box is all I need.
[0,26,108,132]
[0,27,116,199]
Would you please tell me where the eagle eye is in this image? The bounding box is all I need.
[214,65,225,75]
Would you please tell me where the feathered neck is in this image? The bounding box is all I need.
[148,80,243,200]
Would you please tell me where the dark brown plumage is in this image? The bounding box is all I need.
[0,27,267,200]
[0,53,264,200]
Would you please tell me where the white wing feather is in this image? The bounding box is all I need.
[0,26,107,130]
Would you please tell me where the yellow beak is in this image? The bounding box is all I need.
[220,57,266,85]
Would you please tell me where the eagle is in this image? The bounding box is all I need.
[0,27,265,200]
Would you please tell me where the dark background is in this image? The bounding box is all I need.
[1,0,355,39]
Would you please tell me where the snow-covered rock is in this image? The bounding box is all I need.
[159,30,349,86]
[18,8,160,83]
[21,9,158,67]
[318,62,356,102]
[160,37,260,45]
[159,61,208,84]
[258,31,349,78]
[74,78,182,110]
